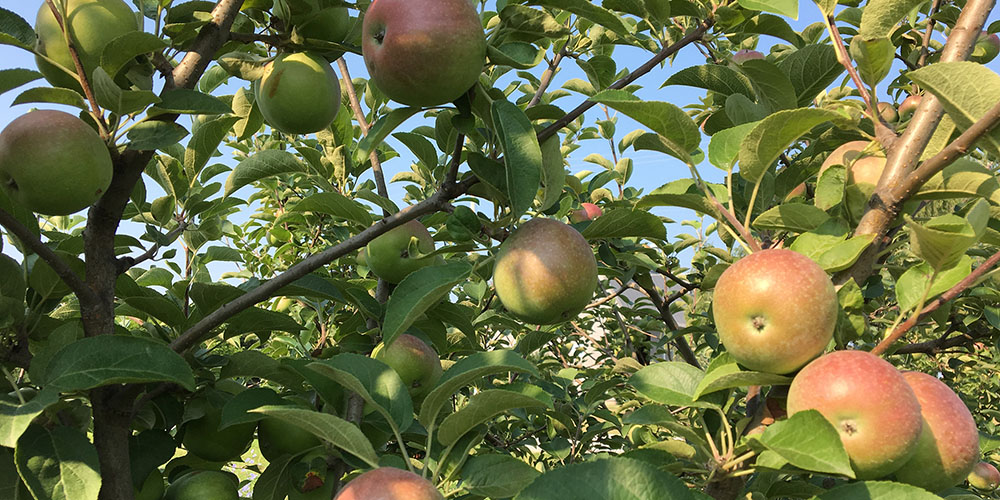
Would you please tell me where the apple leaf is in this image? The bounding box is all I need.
[126,121,189,151]
[591,90,701,162]
[249,453,295,500]
[849,36,894,87]
[498,5,570,40]
[527,0,631,37]
[462,454,541,499]
[739,59,798,111]
[662,64,756,98]
[487,42,546,69]
[309,353,414,434]
[708,122,758,170]
[217,387,285,430]
[693,357,792,399]
[754,410,855,478]
[44,336,195,392]
[100,31,168,77]
[909,62,1000,158]
[895,256,972,312]
[814,234,875,272]
[290,192,373,227]
[150,88,232,115]
[738,108,839,182]
[581,208,666,240]
[419,350,539,428]
[814,164,846,211]
[12,87,87,110]
[637,178,727,220]
[437,389,550,446]
[185,116,241,178]
[0,8,34,49]
[905,199,989,271]
[352,106,421,166]
[16,425,102,500]
[813,481,942,499]
[859,0,929,38]
[224,150,306,196]
[492,99,542,219]
[0,69,41,98]
[514,457,694,500]
[0,389,59,448]
[251,406,379,469]
[752,203,830,233]
[382,261,473,346]
[915,158,1000,203]
[777,44,844,107]
[631,361,719,408]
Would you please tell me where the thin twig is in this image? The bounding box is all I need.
[527,46,568,108]
[632,276,701,368]
[337,58,390,213]
[918,0,944,67]
[116,220,189,273]
[171,0,246,90]
[44,0,109,139]
[445,133,466,186]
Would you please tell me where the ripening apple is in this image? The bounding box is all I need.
[969,462,1000,491]
[34,0,139,90]
[733,49,764,64]
[820,140,886,187]
[877,102,898,123]
[899,94,923,121]
[971,31,1000,63]
[256,52,341,134]
[362,0,486,106]
[493,218,598,325]
[365,219,436,284]
[712,249,837,374]
[893,372,980,492]
[0,110,113,215]
[569,203,603,223]
[372,334,443,400]
[786,350,924,479]
[334,467,443,500]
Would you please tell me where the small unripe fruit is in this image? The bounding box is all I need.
[732,49,764,64]
[569,203,602,223]
[334,467,443,500]
[257,416,322,462]
[969,462,1000,491]
[877,102,898,123]
[372,334,443,400]
[365,220,436,284]
[256,52,341,134]
[181,408,255,462]
[899,95,923,121]
[165,471,239,500]
[971,31,1000,63]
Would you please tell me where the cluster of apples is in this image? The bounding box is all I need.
[713,249,990,492]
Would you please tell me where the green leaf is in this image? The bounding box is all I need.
[915,157,1000,203]
[126,121,189,151]
[488,42,546,69]
[16,425,101,500]
[184,116,241,178]
[12,87,87,109]
[859,0,929,38]
[708,122,758,170]
[631,362,713,407]
[738,108,839,182]
[739,60,798,111]
[352,107,421,165]
[693,355,792,399]
[636,178,726,220]
[249,454,294,500]
[752,203,830,232]
[150,88,232,115]
[462,454,541,499]
[738,0,797,18]
[905,199,988,271]
[100,31,168,77]
[225,150,306,196]
[812,481,943,499]
[814,235,874,272]
[755,410,855,478]
[419,350,539,427]
[216,51,271,81]
[514,457,693,500]
[438,389,550,446]
[0,389,59,448]
[0,68,41,98]
[895,256,972,311]
[251,406,379,468]
[662,65,755,98]
[538,135,564,211]
[0,7,34,48]
[492,99,542,218]
[526,0,631,36]
[815,164,846,211]
[777,45,844,107]
[290,192,374,227]
[308,354,414,434]
[382,261,473,345]
[44,336,195,392]
[909,62,1000,158]
[581,208,666,240]
[218,387,285,429]
[498,5,570,41]
[591,90,700,159]
[849,36,894,87]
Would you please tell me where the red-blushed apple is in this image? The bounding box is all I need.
[712,249,837,374]
[334,467,443,500]
[365,219,436,284]
[893,372,980,492]
[899,94,923,121]
[733,49,764,64]
[0,110,113,215]
[34,0,139,90]
[569,203,603,223]
[786,350,924,479]
[256,52,341,134]
[969,461,1000,491]
[362,0,486,106]
[820,140,886,187]
[972,31,1000,63]
[877,102,898,123]
[493,218,597,325]
[372,334,443,400]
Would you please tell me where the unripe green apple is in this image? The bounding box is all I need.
[787,350,924,479]
[493,218,598,325]
[34,0,139,90]
[732,49,764,64]
[257,415,322,462]
[256,52,341,134]
[362,0,486,106]
[893,372,980,492]
[569,203,603,223]
[899,94,923,121]
[968,461,1000,491]
[293,6,353,59]
[165,470,239,500]
[135,469,165,500]
[971,31,1000,63]
[181,408,256,462]
[712,249,836,374]
[365,220,436,284]
[877,102,898,123]
[372,334,443,400]
[0,110,113,215]
[334,467,443,500]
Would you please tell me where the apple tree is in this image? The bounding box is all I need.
[0,0,999,499]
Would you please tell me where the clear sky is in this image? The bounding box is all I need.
[0,0,998,275]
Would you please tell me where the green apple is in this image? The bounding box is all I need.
[293,7,353,58]
[34,0,139,90]
[135,469,165,500]
[569,203,602,223]
[877,102,898,123]
[968,461,1000,491]
[894,372,980,492]
[712,249,837,374]
[899,94,923,121]
[334,467,443,500]
[732,49,764,64]
[786,350,924,479]
[820,140,886,187]
[365,219,436,284]
[181,408,256,462]
[165,470,239,500]
[257,52,341,134]
[0,110,113,215]
[493,218,597,325]
[362,0,486,106]
[372,334,443,400]
[257,416,322,462]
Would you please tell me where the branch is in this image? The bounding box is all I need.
[337,58,391,214]
[116,220,190,274]
[586,280,632,309]
[527,46,568,108]
[168,178,476,353]
[445,133,466,186]
[44,0,109,139]
[871,248,1000,356]
[0,208,97,304]
[917,0,944,67]
[171,0,246,90]
[893,330,985,355]
[536,20,713,143]
[632,275,701,368]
